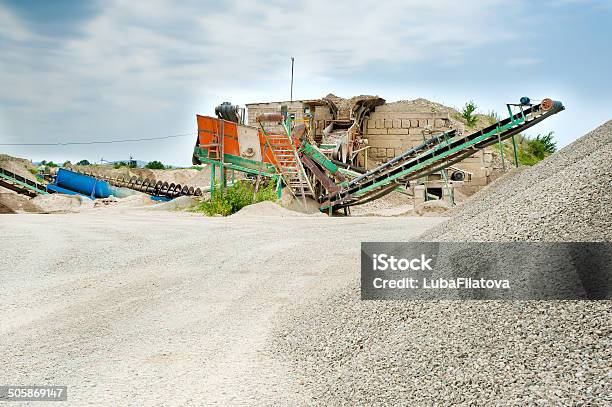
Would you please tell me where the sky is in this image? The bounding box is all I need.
[0,0,610,166]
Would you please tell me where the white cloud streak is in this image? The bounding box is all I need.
[0,0,583,164]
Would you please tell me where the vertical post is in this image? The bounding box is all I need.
[511,135,519,168]
[210,163,216,196]
[497,127,506,172]
[290,57,294,102]
[253,143,268,201]
[220,119,226,189]
[276,176,282,200]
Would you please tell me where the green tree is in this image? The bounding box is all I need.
[461,100,478,128]
[530,131,557,157]
[113,161,127,169]
[145,160,165,169]
[62,160,71,167]
[76,159,91,166]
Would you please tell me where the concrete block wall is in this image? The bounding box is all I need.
[365,109,453,159]
[364,104,490,187]
[246,101,307,134]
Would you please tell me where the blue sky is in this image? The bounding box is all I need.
[0,0,610,166]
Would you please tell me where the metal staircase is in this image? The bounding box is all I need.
[257,114,314,203]
[262,131,313,202]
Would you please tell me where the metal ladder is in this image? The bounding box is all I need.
[260,127,314,204]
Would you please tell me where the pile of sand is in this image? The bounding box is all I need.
[0,193,41,213]
[31,194,94,213]
[111,193,157,207]
[232,201,321,218]
[281,194,325,215]
[146,195,198,211]
[413,199,453,216]
[0,154,38,183]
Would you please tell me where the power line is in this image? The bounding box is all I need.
[0,132,196,146]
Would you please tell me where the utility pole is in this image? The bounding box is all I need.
[290,57,294,102]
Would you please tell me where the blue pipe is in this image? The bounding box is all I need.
[53,168,111,198]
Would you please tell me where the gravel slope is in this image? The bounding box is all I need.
[0,210,442,406]
[273,120,612,406]
[422,119,612,242]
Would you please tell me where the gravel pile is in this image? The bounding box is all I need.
[272,121,612,405]
[422,120,612,242]
[274,292,610,405]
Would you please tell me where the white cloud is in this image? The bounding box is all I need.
[0,0,570,164]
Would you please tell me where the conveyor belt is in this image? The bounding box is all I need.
[74,170,205,198]
[322,99,564,211]
[0,167,49,197]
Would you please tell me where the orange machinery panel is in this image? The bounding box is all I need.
[196,115,279,165]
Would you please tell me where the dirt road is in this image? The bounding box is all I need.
[0,210,443,405]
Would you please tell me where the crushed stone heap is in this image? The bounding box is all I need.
[272,120,612,406]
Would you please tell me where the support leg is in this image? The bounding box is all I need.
[511,135,519,168]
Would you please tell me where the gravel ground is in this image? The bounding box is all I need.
[0,210,442,406]
[273,120,612,405]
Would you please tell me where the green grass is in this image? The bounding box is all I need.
[485,110,500,125]
[191,180,278,216]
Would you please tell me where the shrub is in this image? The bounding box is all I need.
[528,132,556,159]
[76,159,90,166]
[255,181,278,203]
[113,161,127,169]
[145,160,165,169]
[192,180,278,216]
[498,132,557,166]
